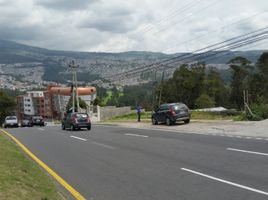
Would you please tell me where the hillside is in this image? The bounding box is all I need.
[0,39,266,88]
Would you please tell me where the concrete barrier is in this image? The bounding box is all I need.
[99,106,132,121]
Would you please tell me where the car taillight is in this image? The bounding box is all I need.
[87,117,91,123]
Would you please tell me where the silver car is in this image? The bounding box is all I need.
[3,116,18,128]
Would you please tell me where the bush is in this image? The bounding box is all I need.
[250,102,268,120]
[195,93,215,108]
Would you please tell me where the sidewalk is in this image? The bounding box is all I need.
[98,119,268,138]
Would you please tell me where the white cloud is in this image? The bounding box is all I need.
[0,0,267,53]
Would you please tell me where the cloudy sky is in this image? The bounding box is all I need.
[0,0,268,53]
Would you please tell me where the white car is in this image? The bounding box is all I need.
[3,116,18,128]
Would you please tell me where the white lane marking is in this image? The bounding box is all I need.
[70,136,87,141]
[125,133,149,138]
[227,148,268,156]
[181,168,268,196]
[38,128,45,131]
[235,136,242,138]
[96,125,266,140]
[255,138,263,140]
[91,141,115,150]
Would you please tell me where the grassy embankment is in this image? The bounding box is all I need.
[107,111,240,122]
[0,131,66,200]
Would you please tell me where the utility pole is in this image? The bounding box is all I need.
[69,60,79,113]
[158,70,165,107]
[152,70,157,111]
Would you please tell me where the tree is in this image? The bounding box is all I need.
[195,93,215,108]
[160,63,207,108]
[0,91,16,124]
[228,57,251,109]
[205,67,230,107]
[66,96,88,112]
[250,52,268,101]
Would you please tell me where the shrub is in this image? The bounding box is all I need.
[250,102,268,120]
[195,93,215,108]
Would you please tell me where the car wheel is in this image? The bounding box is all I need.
[152,117,158,125]
[184,119,190,124]
[71,125,75,131]
[62,124,65,130]
[87,126,91,130]
[4,125,7,128]
[166,117,172,126]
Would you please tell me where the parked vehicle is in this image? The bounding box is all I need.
[3,116,18,128]
[62,112,91,131]
[152,103,191,126]
[21,118,33,127]
[31,116,45,126]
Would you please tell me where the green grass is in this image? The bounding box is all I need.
[107,112,152,122]
[107,110,240,122]
[191,111,237,120]
[0,132,66,200]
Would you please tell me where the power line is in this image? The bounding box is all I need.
[165,11,268,52]
[154,0,222,35]
[104,0,213,52]
[98,27,268,83]
[140,0,204,35]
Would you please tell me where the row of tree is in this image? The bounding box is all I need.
[94,52,268,119]
[0,91,16,124]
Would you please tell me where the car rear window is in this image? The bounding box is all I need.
[32,116,42,119]
[76,113,88,118]
[6,116,17,120]
[172,104,187,110]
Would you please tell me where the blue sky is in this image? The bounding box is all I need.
[0,0,267,53]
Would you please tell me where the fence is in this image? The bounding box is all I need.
[88,106,132,122]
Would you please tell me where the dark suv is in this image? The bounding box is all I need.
[152,103,191,126]
[62,112,91,131]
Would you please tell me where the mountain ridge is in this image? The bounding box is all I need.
[0,39,267,86]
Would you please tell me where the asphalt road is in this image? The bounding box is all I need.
[4,124,268,200]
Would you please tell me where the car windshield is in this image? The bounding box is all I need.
[6,116,17,120]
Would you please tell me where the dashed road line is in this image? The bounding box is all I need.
[70,136,87,141]
[95,125,268,141]
[38,128,45,131]
[227,148,268,156]
[125,133,149,138]
[181,168,268,196]
[91,141,115,150]
[200,133,267,141]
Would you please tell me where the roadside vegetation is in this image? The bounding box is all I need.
[0,91,16,125]
[0,132,65,200]
[95,53,268,121]
[107,110,240,122]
